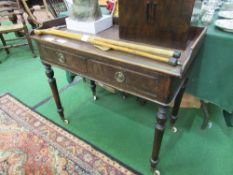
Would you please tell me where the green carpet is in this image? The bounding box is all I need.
[0,31,233,175]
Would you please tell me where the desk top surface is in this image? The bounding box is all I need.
[32,19,206,78]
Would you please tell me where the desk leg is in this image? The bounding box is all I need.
[170,80,187,133]
[44,63,69,124]
[200,101,210,129]
[90,80,97,101]
[151,106,168,173]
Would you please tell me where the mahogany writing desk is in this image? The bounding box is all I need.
[32,18,206,174]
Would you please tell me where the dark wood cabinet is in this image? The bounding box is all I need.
[119,0,196,49]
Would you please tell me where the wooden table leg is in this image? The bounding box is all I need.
[151,106,168,174]
[170,80,188,133]
[90,80,97,101]
[24,28,36,58]
[200,101,210,129]
[223,110,233,127]
[43,63,69,124]
[0,34,9,54]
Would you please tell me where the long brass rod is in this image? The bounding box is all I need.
[94,37,180,58]
[34,29,178,65]
[91,39,170,63]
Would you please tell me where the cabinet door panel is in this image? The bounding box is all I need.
[119,0,195,49]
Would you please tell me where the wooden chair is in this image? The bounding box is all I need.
[18,0,44,27]
[19,0,67,28]
[0,0,36,57]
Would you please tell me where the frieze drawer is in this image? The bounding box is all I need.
[87,59,171,102]
[39,44,87,74]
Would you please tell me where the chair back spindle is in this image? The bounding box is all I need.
[45,0,67,17]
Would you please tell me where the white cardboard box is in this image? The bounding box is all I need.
[66,15,113,34]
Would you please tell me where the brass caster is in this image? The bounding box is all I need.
[64,119,69,124]
[93,95,97,101]
[171,126,177,133]
[154,170,160,175]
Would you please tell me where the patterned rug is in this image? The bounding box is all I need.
[0,94,136,175]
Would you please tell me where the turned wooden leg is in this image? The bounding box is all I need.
[170,80,187,133]
[0,34,9,54]
[223,110,233,127]
[151,106,168,172]
[200,101,210,129]
[23,27,36,58]
[90,80,97,101]
[44,63,68,124]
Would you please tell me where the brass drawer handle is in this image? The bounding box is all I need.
[114,71,125,83]
[56,52,66,64]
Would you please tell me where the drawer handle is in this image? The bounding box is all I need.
[114,71,125,83]
[56,52,66,64]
